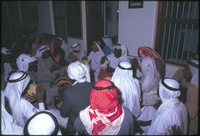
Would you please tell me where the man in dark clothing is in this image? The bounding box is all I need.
[60,61,94,135]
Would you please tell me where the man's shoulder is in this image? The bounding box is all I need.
[64,82,94,92]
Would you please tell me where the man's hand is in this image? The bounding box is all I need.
[34,85,45,103]
[106,67,115,73]
[100,56,107,64]
[82,56,88,60]
[169,124,182,135]
[49,64,61,72]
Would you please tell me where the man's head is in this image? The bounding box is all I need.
[113,44,122,58]
[67,61,90,84]
[53,39,62,50]
[41,50,50,59]
[91,41,100,52]
[71,42,81,53]
[16,54,37,72]
[7,71,31,95]
[182,64,193,82]
[28,60,38,72]
[34,46,50,59]
[90,79,119,113]
[24,111,59,135]
[159,78,180,103]
[185,60,199,87]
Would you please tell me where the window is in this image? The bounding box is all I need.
[155,1,199,65]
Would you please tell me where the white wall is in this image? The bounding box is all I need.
[118,1,182,77]
[118,1,158,56]
[37,1,55,35]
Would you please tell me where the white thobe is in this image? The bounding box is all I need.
[145,98,188,135]
[111,75,141,117]
[88,51,104,82]
[1,91,23,135]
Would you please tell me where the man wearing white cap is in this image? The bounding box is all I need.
[69,42,87,62]
[101,43,130,74]
[82,41,105,82]
[60,61,94,135]
[172,60,198,135]
[137,78,188,135]
[23,111,62,135]
[111,61,141,118]
[3,71,45,127]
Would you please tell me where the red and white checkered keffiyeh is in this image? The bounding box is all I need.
[138,46,165,64]
[79,79,124,135]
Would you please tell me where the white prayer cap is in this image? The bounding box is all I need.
[159,78,181,103]
[34,45,50,58]
[67,61,90,85]
[111,61,133,83]
[16,54,36,72]
[1,47,11,55]
[118,61,132,70]
[24,111,59,135]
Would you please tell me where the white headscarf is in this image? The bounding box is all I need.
[1,47,11,55]
[159,78,181,103]
[113,43,128,57]
[94,41,105,56]
[24,111,59,135]
[138,57,160,93]
[4,71,31,126]
[34,45,50,58]
[147,78,187,135]
[187,60,198,87]
[67,61,90,85]
[111,61,141,117]
[71,42,86,61]
[102,35,113,50]
[16,54,36,72]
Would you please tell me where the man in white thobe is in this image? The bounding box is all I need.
[101,43,130,71]
[84,41,105,82]
[138,56,161,106]
[111,61,141,118]
[3,71,45,127]
[137,78,188,135]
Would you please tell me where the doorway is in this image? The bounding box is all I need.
[86,1,104,54]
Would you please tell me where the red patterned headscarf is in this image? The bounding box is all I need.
[79,79,124,135]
